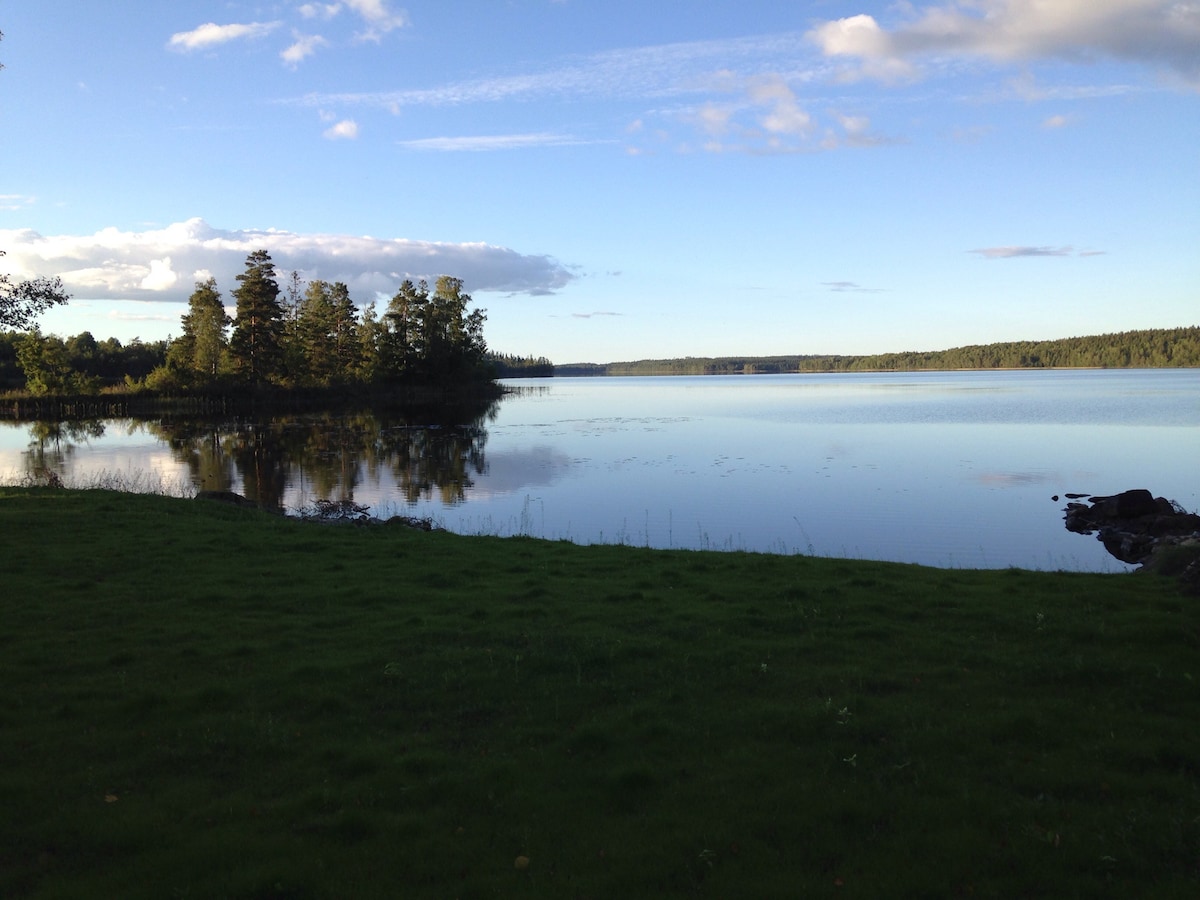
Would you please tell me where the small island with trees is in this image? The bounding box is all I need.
[1,250,501,417]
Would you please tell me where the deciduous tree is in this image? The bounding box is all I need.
[1,251,71,331]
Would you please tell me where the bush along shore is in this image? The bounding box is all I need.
[2,487,1198,899]
[0,380,507,422]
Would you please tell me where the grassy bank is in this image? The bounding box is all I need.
[1,488,1196,898]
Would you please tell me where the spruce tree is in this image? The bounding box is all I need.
[229,250,284,384]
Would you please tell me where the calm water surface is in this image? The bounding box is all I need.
[3,369,1196,570]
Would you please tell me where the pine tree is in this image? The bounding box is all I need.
[229,250,284,384]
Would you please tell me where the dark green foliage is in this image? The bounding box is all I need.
[14,329,92,395]
[1,330,169,393]
[229,250,286,384]
[377,277,489,383]
[0,249,71,331]
[168,277,231,381]
[488,352,555,377]
[1,488,1197,898]
[557,325,1200,375]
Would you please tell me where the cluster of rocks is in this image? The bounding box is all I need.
[1060,488,1200,588]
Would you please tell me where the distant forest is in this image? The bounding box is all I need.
[553,326,1200,377]
[2,319,1196,396]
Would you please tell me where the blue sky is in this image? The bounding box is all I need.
[2,1,1197,363]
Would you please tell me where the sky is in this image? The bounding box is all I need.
[1,1,1197,363]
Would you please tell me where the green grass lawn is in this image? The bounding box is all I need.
[1,487,1197,898]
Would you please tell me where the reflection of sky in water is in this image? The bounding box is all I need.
[2,370,1196,571]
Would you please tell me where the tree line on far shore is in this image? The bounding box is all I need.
[554,326,1200,376]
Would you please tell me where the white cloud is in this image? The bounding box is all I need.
[282,33,329,67]
[749,76,812,135]
[289,32,818,110]
[807,1,1200,86]
[807,14,917,83]
[0,194,37,211]
[970,245,1077,258]
[323,119,360,139]
[0,219,576,302]
[299,3,343,20]
[823,281,885,293]
[140,257,179,291]
[696,104,734,135]
[343,0,409,41]
[167,21,281,52]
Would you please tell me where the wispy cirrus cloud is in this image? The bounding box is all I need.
[0,194,37,211]
[167,21,281,52]
[969,245,1105,259]
[289,32,820,110]
[1,219,575,303]
[823,281,885,293]
[397,132,594,152]
[286,32,901,155]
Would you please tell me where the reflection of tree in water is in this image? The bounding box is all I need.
[147,395,498,510]
[22,420,106,478]
[379,423,488,504]
[147,419,237,495]
[149,417,294,511]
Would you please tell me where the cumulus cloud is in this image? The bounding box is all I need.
[323,119,360,140]
[140,257,179,291]
[171,1,408,66]
[806,0,1200,85]
[343,0,409,41]
[167,21,280,52]
[685,75,822,152]
[1,219,576,303]
[807,14,917,83]
[807,1,1200,86]
[282,33,329,67]
[750,76,812,135]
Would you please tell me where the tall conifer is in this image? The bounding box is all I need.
[229,250,284,384]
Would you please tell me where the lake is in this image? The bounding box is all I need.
[2,369,1197,571]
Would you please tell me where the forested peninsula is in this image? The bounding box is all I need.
[555,325,1200,376]
[0,251,506,415]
